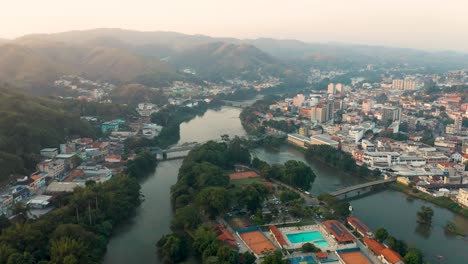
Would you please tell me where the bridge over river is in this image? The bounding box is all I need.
[330,178,396,197]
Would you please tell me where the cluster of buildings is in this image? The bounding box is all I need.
[264,75,468,208]
[0,107,172,218]
[231,216,404,264]
[54,75,115,102]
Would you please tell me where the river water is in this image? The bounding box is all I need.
[104,106,468,264]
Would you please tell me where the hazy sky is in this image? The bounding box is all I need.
[2,0,468,51]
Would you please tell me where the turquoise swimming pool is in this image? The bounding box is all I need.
[286,231,329,247]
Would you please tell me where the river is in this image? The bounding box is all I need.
[104,105,468,264]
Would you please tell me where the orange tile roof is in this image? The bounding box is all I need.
[362,237,385,254]
[437,162,458,167]
[269,225,288,247]
[347,217,371,235]
[322,220,355,243]
[380,248,403,264]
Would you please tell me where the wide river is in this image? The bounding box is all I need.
[103,106,468,264]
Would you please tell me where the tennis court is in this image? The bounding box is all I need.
[338,250,372,264]
[239,230,277,255]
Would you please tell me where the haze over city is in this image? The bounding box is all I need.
[2,0,468,52]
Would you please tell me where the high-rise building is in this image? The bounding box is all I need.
[362,99,373,113]
[310,106,328,123]
[327,83,336,94]
[335,83,343,93]
[382,106,401,123]
[403,80,416,90]
[293,94,305,107]
[327,101,334,121]
[392,79,404,90]
[392,79,417,90]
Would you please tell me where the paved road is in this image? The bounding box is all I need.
[269,179,319,207]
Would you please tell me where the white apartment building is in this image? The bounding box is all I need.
[362,152,400,169]
[457,188,468,207]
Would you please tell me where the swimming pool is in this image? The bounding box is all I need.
[289,256,316,264]
[286,231,329,248]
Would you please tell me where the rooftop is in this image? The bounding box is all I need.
[322,220,355,243]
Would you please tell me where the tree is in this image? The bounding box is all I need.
[239,251,256,264]
[50,237,89,264]
[375,227,389,242]
[196,187,230,218]
[157,234,188,263]
[404,248,424,264]
[192,226,218,255]
[238,183,269,213]
[279,190,301,203]
[416,206,434,226]
[385,236,408,257]
[261,250,288,264]
[283,160,316,190]
[302,242,320,253]
[171,205,202,231]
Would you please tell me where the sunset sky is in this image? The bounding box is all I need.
[2,0,467,51]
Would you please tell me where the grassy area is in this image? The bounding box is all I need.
[231,177,263,186]
[390,183,468,218]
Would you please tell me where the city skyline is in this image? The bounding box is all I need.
[1,0,468,52]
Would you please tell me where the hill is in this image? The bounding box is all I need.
[109,83,167,105]
[20,29,468,71]
[1,36,180,92]
[172,42,288,81]
[4,28,468,91]
[0,87,96,181]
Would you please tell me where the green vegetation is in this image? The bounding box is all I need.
[0,175,142,263]
[444,221,466,236]
[375,227,425,263]
[375,227,389,242]
[126,151,158,179]
[416,206,434,226]
[262,120,298,133]
[305,145,377,177]
[159,140,257,263]
[239,95,282,134]
[109,83,168,106]
[279,190,301,203]
[260,251,289,264]
[301,242,321,253]
[251,157,316,190]
[0,87,96,182]
[317,194,351,219]
[390,183,468,218]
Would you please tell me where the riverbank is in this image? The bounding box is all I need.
[390,182,468,219]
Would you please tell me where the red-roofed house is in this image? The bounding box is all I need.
[380,248,404,264]
[322,220,355,244]
[269,225,288,248]
[347,217,373,237]
[362,237,403,264]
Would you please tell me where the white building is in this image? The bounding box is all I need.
[457,188,468,207]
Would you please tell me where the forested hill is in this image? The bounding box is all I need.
[0,87,96,182]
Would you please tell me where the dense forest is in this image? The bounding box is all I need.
[158,139,317,263]
[0,175,142,263]
[0,87,100,182]
[304,145,376,178]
